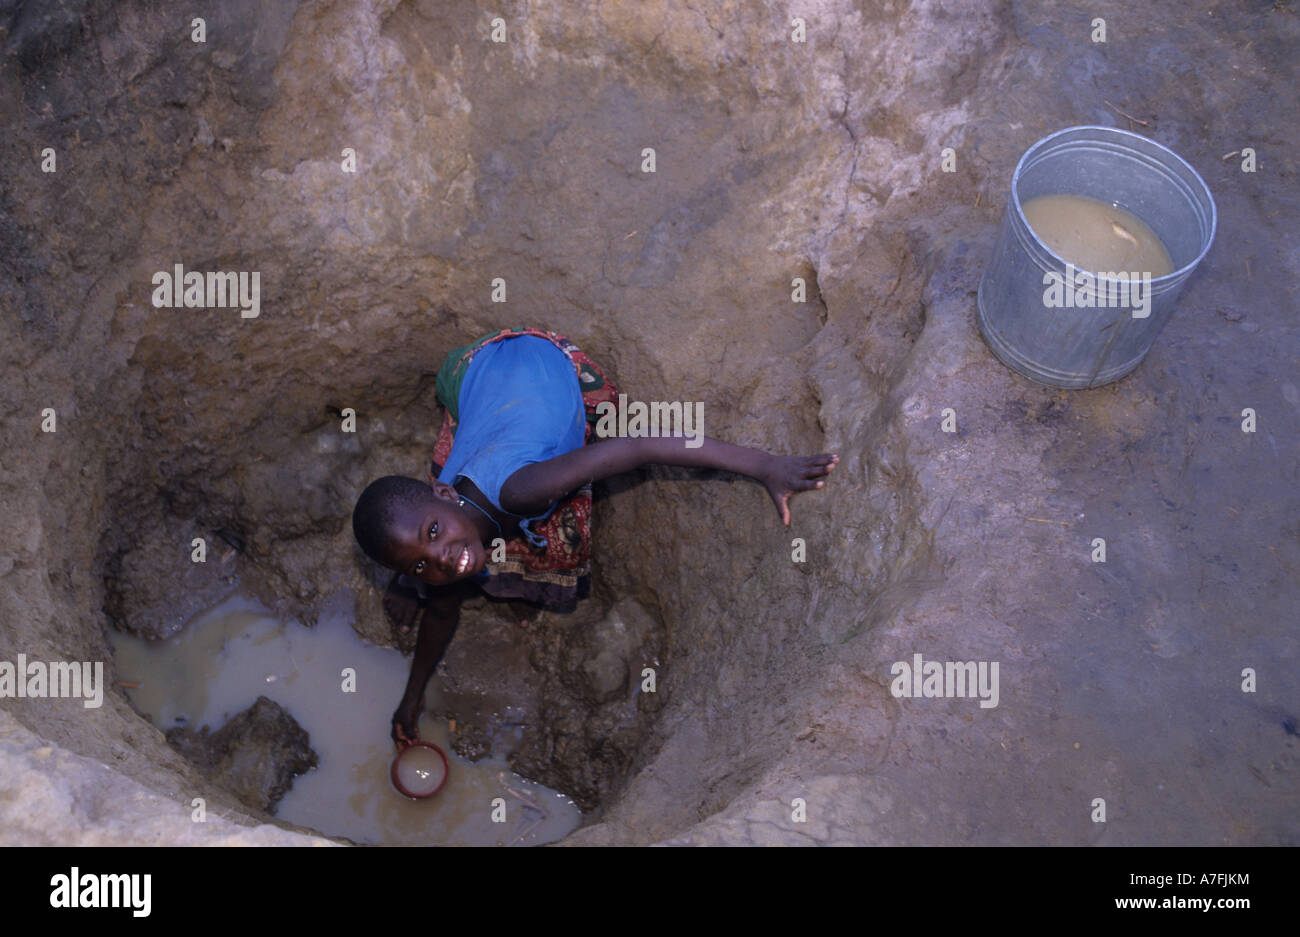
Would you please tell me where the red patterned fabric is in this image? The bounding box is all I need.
[429,328,620,612]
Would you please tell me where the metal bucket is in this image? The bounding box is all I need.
[977,125,1216,388]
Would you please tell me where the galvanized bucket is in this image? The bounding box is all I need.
[977,125,1216,388]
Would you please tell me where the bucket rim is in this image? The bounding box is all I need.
[1009,124,1217,285]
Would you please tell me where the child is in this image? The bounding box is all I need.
[352,328,837,743]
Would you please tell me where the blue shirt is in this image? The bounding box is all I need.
[436,335,586,551]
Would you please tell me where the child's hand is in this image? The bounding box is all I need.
[392,698,421,745]
[762,453,838,526]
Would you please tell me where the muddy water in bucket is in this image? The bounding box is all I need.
[978,125,1216,388]
[109,595,581,845]
[1021,195,1173,279]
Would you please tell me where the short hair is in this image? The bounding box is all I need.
[352,475,436,565]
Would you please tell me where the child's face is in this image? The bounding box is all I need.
[384,484,487,585]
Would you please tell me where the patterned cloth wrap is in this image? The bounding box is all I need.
[429,327,620,613]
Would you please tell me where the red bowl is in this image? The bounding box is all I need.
[390,740,449,799]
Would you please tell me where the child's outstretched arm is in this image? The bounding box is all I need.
[392,584,463,743]
[500,436,838,526]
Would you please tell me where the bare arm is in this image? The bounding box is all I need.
[391,585,462,742]
[500,435,838,526]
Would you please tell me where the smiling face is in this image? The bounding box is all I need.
[382,482,488,585]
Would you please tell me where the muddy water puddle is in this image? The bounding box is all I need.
[109,595,581,845]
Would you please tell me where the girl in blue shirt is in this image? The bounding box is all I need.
[353,329,838,742]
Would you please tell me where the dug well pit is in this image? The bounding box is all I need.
[3,0,1297,846]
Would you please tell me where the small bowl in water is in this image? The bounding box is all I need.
[390,740,449,799]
